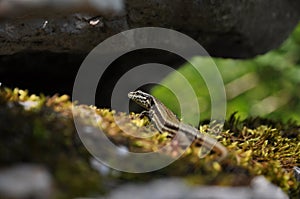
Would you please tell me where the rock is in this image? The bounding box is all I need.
[0,0,299,58]
[100,176,288,199]
[0,164,53,199]
[0,0,124,18]
[250,176,288,199]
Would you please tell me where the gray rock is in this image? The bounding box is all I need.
[250,176,288,199]
[0,0,124,18]
[0,164,53,199]
[0,0,299,58]
[99,176,288,199]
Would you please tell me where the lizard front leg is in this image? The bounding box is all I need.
[139,110,150,120]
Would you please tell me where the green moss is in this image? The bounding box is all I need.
[0,87,299,198]
[0,87,103,198]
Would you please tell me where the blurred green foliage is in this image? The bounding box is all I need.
[152,22,300,123]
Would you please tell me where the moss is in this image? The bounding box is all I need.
[0,87,104,198]
[0,87,299,198]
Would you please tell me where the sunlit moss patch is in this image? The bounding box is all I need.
[0,87,299,198]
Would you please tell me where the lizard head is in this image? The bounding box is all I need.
[128,90,153,110]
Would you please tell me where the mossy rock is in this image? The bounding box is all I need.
[0,87,299,198]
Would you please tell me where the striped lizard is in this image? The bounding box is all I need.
[128,90,228,161]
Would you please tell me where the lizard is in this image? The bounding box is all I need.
[128,90,228,161]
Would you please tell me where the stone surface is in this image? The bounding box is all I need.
[0,164,53,199]
[0,0,299,58]
[100,177,288,199]
[0,0,124,18]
